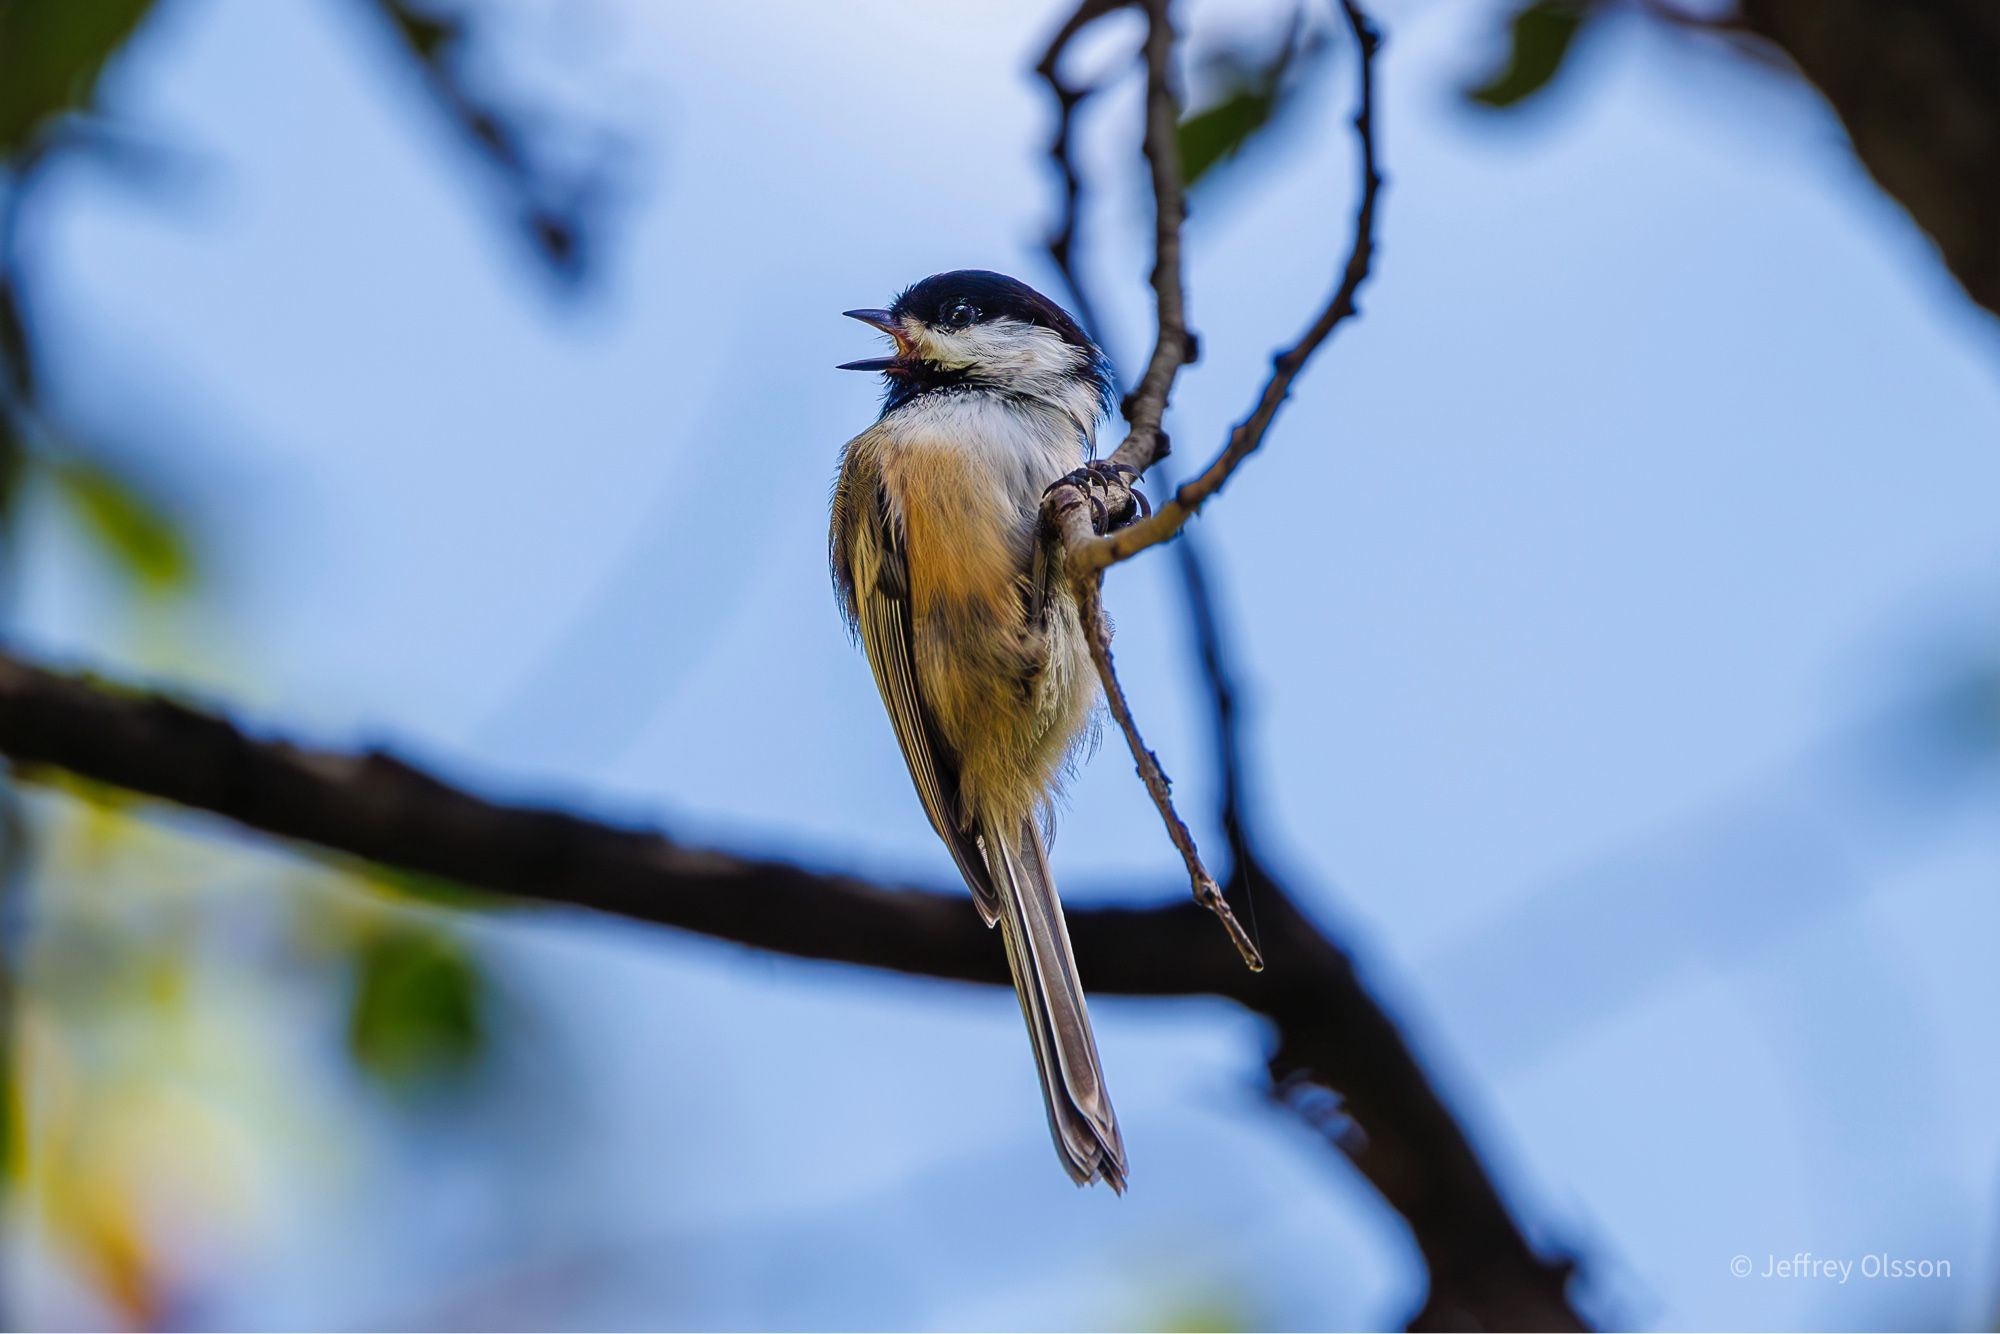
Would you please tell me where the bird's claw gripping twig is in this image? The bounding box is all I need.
[1045,461,1149,535]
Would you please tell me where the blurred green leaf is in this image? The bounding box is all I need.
[0,1046,15,1184]
[0,786,26,1186]
[367,865,497,913]
[347,928,487,1088]
[0,0,157,155]
[1180,85,1282,190]
[41,452,190,593]
[10,764,142,812]
[1466,0,1591,109]
[1177,17,1321,192]
[1144,1291,1257,1333]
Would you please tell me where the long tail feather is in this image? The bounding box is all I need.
[984,813,1127,1191]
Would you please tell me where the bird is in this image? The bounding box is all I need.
[829,270,1144,1190]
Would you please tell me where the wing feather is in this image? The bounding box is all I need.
[847,478,1002,925]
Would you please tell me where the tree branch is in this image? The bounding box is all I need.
[1075,559,1263,969]
[1033,0,1130,346]
[1730,0,2000,321]
[1027,4,1581,1321]
[1033,0,1266,971]
[1172,518,1585,1331]
[1037,0,1260,968]
[1076,0,1384,577]
[0,648,1136,989]
[1115,0,1197,474]
[0,643,1583,1327]
[1042,0,1383,970]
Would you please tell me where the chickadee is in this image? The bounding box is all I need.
[830,270,1142,1190]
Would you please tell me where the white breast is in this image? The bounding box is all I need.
[878,389,1093,520]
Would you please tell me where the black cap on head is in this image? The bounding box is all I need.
[890,270,1096,351]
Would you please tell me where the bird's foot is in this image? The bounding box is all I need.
[1044,461,1149,535]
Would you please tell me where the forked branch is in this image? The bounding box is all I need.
[1039,0,1262,969]
[1043,0,1382,971]
[1081,0,1383,575]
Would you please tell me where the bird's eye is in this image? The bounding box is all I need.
[942,300,978,329]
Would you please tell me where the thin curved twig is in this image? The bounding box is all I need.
[1045,0,1383,967]
[1079,0,1384,577]
[1033,0,1131,345]
[1042,0,1261,969]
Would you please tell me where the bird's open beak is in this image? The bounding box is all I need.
[839,308,908,372]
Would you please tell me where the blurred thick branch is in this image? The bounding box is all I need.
[1033,4,1577,1327]
[1730,0,2000,320]
[363,0,616,284]
[0,641,1581,1329]
[1475,0,2000,321]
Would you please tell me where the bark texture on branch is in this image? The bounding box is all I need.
[0,645,1582,1328]
[1735,0,2000,320]
[1036,0,1260,968]
[1084,0,1382,577]
[1022,0,1579,1321]
[1038,0,1383,971]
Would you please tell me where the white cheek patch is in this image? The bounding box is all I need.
[897,316,1107,444]
[912,319,1085,384]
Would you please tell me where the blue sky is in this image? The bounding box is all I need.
[12,0,2000,1328]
